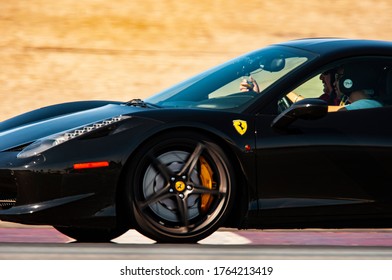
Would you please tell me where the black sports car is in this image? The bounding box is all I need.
[1,38,392,243]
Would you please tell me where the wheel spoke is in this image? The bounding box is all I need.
[149,153,174,182]
[140,186,174,209]
[176,196,189,231]
[192,183,221,195]
[179,143,205,177]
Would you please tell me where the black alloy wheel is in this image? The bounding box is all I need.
[126,132,235,243]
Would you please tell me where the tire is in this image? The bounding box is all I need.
[126,132,235,243]
[54,226,128,242]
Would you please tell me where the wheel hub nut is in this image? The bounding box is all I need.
[174,181,186,192]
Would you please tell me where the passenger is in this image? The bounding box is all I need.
[334,64,383,111]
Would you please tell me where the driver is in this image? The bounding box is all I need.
[335,64,383,111]
[318,68,342,105]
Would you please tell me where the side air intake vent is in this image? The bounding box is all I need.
[0,197,16,209]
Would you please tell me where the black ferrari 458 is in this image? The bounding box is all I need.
[1,38,392,243]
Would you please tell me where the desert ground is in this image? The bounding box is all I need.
[1,0,392,121]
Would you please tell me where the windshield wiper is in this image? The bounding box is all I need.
[124,99,160,108]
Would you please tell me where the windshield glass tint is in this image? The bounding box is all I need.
[146,46,317,111]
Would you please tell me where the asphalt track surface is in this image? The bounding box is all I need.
[1,225,392,259]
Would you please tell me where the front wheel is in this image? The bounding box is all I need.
[126,132,235,243]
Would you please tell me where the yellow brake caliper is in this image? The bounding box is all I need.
[199,156,215,213]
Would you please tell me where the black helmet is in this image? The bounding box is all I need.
[339,63,380,96]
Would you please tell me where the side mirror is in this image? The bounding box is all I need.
[271,98,328,129]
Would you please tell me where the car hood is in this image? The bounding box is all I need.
[0,104,143,152]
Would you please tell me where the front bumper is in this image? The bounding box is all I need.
[0,150,120,228]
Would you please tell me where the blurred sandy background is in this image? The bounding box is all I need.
[1,0,392,121]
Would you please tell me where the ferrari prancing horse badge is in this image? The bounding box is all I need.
[233,120,247,135]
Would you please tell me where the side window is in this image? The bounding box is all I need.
[277,73,343,113]
[292,75,324,99]
[278,59,392,114]
[286,72,344,112]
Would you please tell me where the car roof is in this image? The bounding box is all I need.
[273,38,392,57]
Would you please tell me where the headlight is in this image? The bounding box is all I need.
[17,115,126,159]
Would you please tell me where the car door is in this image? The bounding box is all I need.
[254,99,392,227]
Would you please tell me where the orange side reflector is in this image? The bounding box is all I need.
[73,161,109,170]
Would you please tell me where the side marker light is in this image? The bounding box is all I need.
[73,161,109,170]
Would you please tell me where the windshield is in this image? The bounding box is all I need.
[146,45,317,111]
